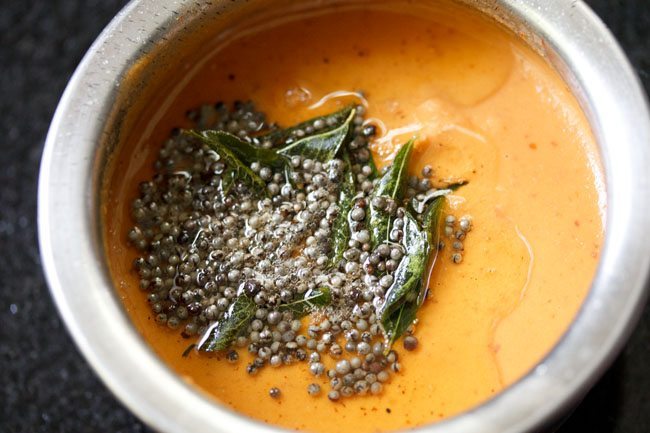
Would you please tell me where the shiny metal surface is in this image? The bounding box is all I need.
[38,1,650,432]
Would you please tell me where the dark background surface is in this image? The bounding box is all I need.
[0,1,648,432]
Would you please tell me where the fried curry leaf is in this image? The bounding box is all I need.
[368,139,415,247]
[262,105,355,146]
[363,151,380,180]
[278,108,356,161]
[198,295,256,352]
[329,153,356,268]
[279,286,332,318]
[382,299,420,354]
[379,211,429,321]
[422,194,446,247]
[191,130,287,169]
[380,196,446,350]
[187,130,268,195]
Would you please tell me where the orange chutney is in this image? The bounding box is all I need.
[103,4,605,433]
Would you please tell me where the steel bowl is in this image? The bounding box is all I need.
[38,0,650,432]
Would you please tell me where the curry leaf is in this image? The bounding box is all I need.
[329,153,356,268]
[186,130,268,195]
[198,295,256,352]
[279,286,332,318]
[382,299,419,352]
[262,105,355,146]
[278,108,356,161]
[368,139,415,247]
[422,194,446,247]
[191,130,287,169]
[380,198,445,351]
[363,151,380,179]
[379,210,429,322]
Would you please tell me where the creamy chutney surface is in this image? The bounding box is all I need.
[103,4,604,433]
